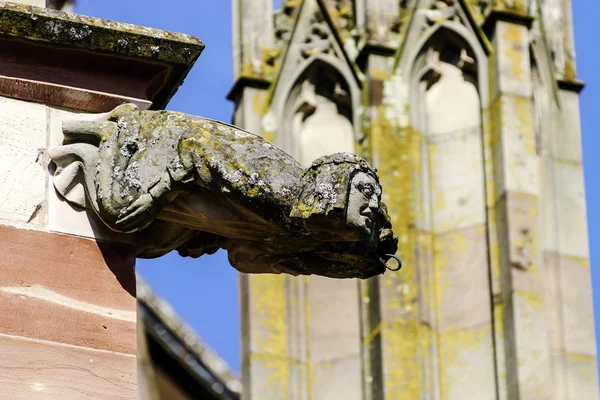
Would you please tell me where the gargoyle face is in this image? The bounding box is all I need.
[346,171,382,240]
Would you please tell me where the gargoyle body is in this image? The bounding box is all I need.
[49,104,398,279]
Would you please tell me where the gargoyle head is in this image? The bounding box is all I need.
[290,153,399,272]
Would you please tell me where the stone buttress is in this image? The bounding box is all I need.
[229,0,598,399]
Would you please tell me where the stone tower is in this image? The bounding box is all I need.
[229,0,597,399]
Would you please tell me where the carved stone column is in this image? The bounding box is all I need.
[0,3,203,398]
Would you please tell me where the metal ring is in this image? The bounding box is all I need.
[384,254,402,271]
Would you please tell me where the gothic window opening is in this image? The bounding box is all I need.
[284,59,355,167]
[410,29,496,398]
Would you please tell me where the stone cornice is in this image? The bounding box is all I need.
[226,75,271,102]
[0,2,204,111]
[557,78,585,94]
[482,9,534,34]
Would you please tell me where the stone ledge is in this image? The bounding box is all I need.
[0,2,204,65]
[557,79,585,94]
[482,9,534,34]
[0,2,205,110]
[226,75,271,102]
[355,42,396,70]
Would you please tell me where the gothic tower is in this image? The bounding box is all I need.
[229,1,598,399]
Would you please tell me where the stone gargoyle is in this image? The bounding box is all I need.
[48,103,400,279]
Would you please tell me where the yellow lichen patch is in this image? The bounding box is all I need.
[494,0,527,14]
[249,275,290,397]
[438,325,493,397]
[382,321,434,398]
[241,60,256,77]
[563,59,577,81]
[483,98,503,204]
[253,91,270,117]
[515,290,544,312]
[503,25,526,82]
[465,0,485,24]
[563,255,590,269]
[368,103,428,397]
[264,130,275,142]
[566,353,597,380]
[513,96,536,155]
[371,68,390,82]
[486,209,501,288]
[261,46,281,80]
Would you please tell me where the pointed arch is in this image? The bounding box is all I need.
[400,21,490,109]
[272,53,361,161]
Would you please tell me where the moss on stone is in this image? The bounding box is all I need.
[0,2,204,65]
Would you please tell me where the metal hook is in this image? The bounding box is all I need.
[384,254,402,271]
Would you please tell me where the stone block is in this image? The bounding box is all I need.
[493,22,532,98]
[0,96,47,228]
[555,90,583,163]
[240,274,290,400]
[543,251,562,354]
[1,0,44,6]
[548,351,568,400]
[0,333,136,400]
[495,192,542,281]
[311,355,363,400]
[0,224,136,354]
[306,276,361,400]
[540,156,559,253]
[306,277,360,363]
[439,326,496,400]
[496,95,539,196]
[555,162,589,258]
[433,225,492,330]
[427,133,486,233]
[509,291,551,399]
[566,354,599,400]
[560,255,596,357]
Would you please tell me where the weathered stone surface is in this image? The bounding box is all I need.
[565,355,599,400]
[233,0,596,398]
[0,96,47,227]
[555,162,589,258]
[0,2,203,65]
[47,107,140,243]
[434,226,492,330]
[0,333,136,400]
[2,0,44,7]
[49,104,398,279]
[555,90,583,163]
[0,2,204,110]
[493,22,533,98]
[0,224,136,353]
[0,223,136,399]
[306,276,362,400]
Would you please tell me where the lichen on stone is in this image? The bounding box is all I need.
[49,103,399,279]
[0,2,204,64]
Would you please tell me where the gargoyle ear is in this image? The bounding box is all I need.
[48,143,97,209]
[53,160,87,208]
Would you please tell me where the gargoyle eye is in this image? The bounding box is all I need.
[361,183,374,198]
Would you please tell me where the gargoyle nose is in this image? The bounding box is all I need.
[368,196,379,210]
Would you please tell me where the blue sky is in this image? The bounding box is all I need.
[74,1,600,376]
